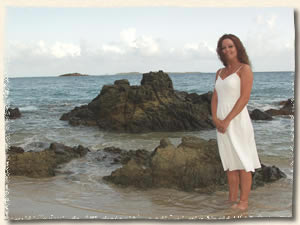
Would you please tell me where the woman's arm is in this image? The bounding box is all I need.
[211,69,222,132]
[219,64,253,133]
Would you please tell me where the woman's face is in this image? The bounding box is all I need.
[221,38,238,62]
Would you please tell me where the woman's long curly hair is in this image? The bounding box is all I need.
[216,34,251,67]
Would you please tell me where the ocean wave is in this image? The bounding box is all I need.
[248,102,280,111]
[24,141,49,152]
[19,105,39,112]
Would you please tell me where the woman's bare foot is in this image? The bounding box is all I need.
[231,200,248,210]
[231,202,238,209]
[237,200,248,210]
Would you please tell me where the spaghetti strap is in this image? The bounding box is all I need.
[235,65,243,73]
[217,68,224,78]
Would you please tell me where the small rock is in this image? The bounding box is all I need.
[265,98,294,116]
[7,146,24,154]
[7,143,90,178]
[250,109,273,120]
[5,108,21,119]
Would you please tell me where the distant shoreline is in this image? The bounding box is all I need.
[8,71,294,78]
[114,72,205,75]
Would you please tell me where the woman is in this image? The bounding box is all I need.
[211,34,261,210]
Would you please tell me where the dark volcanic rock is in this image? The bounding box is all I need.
[103,146,151,165]
[103,136,286,192]
[103,136,226,192]
[280,98,294,110]
[260,164,287,181]
[251,164,287,188]
[60,105,98,126]
[49,142,89,165]
[7,146,25,154]
[60,70,214,133]
[5,108,21,119]
[7,143,90,178]
[186,91,213,105]
[265,98,294,116]
[250,109,273,120]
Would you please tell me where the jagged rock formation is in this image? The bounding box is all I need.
[60,70,214,133]
[103,136,286,192]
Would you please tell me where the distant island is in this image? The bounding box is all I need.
[59,73,89,77]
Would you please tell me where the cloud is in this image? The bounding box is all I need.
[182,41,215,59]
[7,40,81,59]
[50,42,81,58]
[136,35,160,55]
[5,27,245,76]
[7,17,293,77]
[266,15,277,29]
[34,40,48,55]
[101,44,124,54]
[120,27,138,48]
[255,14,277,29]
[119,28,160,56]
[245,14,294,71]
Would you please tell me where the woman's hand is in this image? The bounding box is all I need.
[214,118,224,133]
[218,118,230,133]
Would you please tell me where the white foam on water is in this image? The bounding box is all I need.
[19,105,39,112]
[16,133,49,152]
[249,101,281,111]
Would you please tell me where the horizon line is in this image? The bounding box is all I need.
[7,70,295,78]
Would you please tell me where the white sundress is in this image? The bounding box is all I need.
[214,66,261,172]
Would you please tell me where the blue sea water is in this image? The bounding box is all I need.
[6,72,294,154]
[5,71,295,219]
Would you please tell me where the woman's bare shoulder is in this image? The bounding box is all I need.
[216,68,223,73]
[237,64,252,77]
[215,68,224,80]
[216,67,225,75]
[242,64,251,71]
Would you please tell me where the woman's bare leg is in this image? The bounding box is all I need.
[226,170,239,202]
[236,170,252,210]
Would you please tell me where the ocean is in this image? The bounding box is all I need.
[5,71,294,219]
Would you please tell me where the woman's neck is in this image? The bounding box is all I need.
[226,59,241,69]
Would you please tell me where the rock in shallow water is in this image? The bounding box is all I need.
[7,137,287,193]
[5,107,21,119]
[103,146,151,165]
[103,136,287,192]
[252,164,287,188]
[7,143,90,178]
[102,136,225,191]
[7,146,24,154]
[60,70,214,133]
[250,109,273,120]
[265,98,294,116]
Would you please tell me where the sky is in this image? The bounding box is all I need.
[4,7,295,77]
